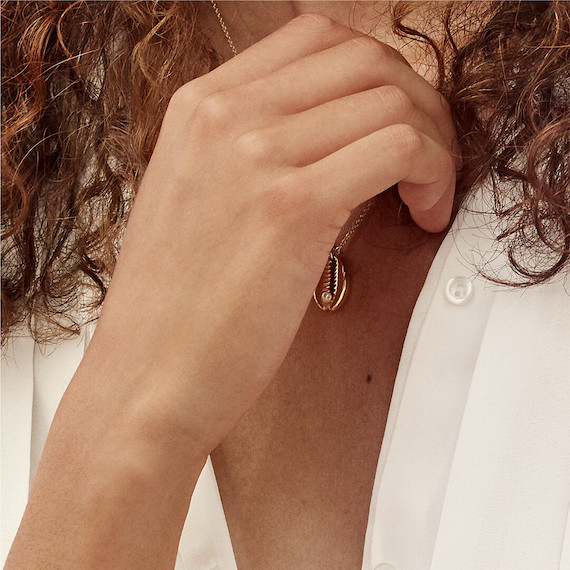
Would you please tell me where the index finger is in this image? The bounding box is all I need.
[194,13,362,93]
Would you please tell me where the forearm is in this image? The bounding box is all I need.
[4,350,208,570]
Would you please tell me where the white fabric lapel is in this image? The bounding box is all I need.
[431,279,570,570]
[1,336,34,565]
[363,191,498,570]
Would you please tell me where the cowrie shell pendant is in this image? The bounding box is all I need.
[313,251,348,311]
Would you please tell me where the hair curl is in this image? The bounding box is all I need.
[2,0,570,343]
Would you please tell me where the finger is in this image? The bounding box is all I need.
[197,14,361,92]
[399,174,456,233]
[258,85,445,166]
[305,124,455,231]
[246,35,457,154]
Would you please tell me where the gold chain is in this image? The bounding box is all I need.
[210,0,238,56]
[333,200,375,255]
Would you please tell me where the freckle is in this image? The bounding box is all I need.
[366,374,372,383]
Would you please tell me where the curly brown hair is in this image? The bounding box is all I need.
[2,0,570,344]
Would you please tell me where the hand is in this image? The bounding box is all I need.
[90,13,460,454]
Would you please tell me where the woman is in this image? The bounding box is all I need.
[2,1,569,568]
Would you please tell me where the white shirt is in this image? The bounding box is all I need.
[2,181,570,569]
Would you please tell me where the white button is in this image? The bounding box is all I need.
[445,276,474,305]
[374,564,397,570]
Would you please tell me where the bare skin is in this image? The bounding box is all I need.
[5,3,460,568]
[212,216,445,569]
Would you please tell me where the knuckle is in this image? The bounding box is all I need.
[379,85,415,117]
[289,12,336,33]
[236,130,278,165]
[164,83,209,133]
[191,91,233,129]
[168,82,203,114]
[169,85,192,108]
[392,124,423,157]
[261,171,315,222]
[343,35,391,62]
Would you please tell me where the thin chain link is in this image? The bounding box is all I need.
[333,199,375,255]
[210,0,239,57]
[209,0,374,254]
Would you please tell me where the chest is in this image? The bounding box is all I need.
[211,230,444,569]
[211,324,393,569]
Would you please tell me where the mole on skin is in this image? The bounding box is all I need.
[366,374,373,383]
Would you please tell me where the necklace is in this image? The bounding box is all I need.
[210,0,375,311]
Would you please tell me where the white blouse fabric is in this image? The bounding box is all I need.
[2,181,570,570]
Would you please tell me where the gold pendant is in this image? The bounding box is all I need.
[313,251,348,311]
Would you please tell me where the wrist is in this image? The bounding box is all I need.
[79,322,243,456]
[9,353,210,569]
[66,343,213,462]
